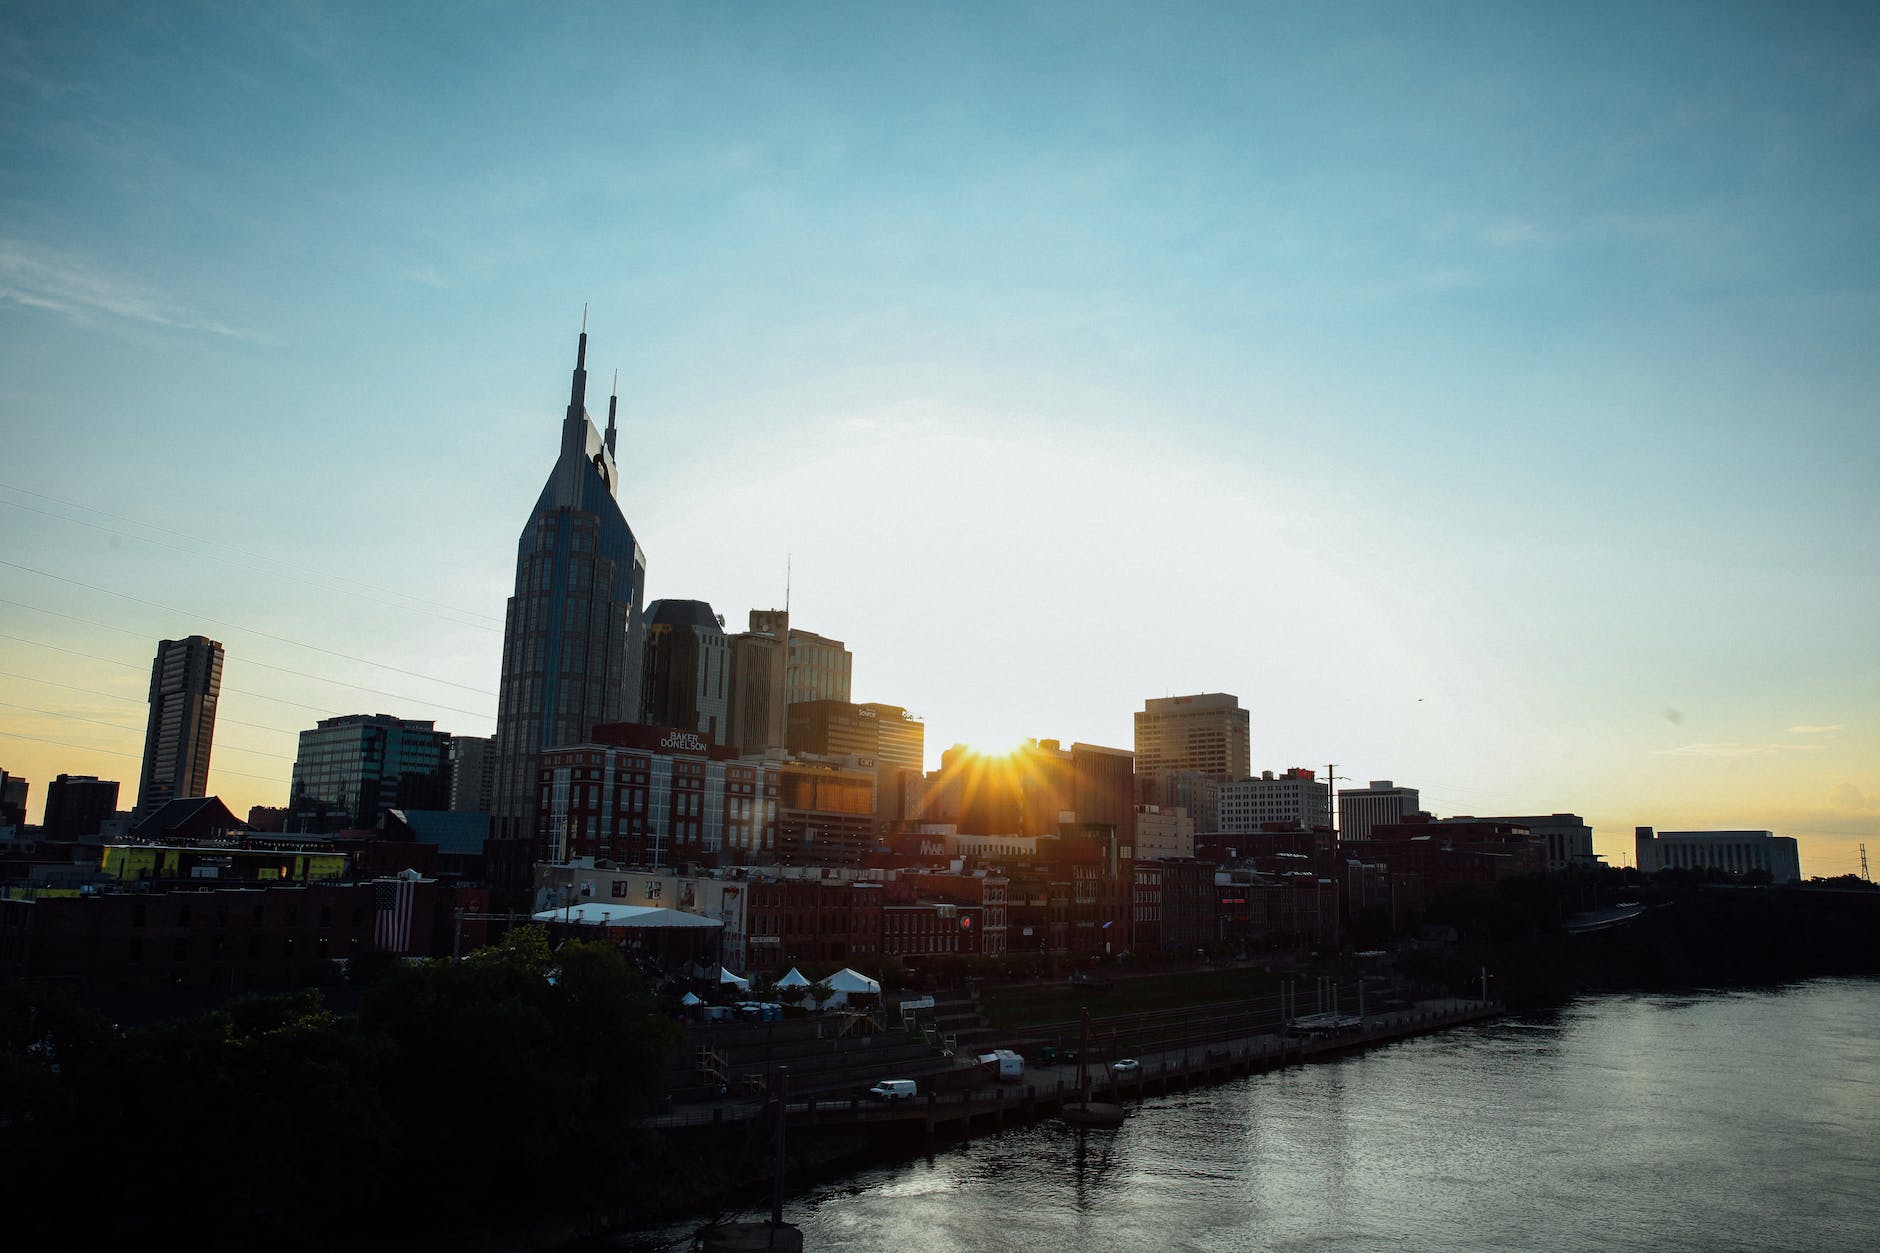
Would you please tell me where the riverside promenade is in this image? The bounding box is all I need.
[651,997,1499,1138]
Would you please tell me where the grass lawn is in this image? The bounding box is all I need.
[976,966,1292,1031]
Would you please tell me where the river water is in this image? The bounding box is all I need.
[639,978,1880,1251]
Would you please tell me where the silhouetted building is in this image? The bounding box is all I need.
[786,701,926,824]
[1484,813,1596,871]
[640,599,730,744]
[290,714,452,832]
[1337,780,1419,843]
[0,769,29,829]
[784,628,852,705]
[490,326,648,843]
[136,635,223,817]
[1634,827,1800,883]
[41,774,119,840]
[727,609,789,755]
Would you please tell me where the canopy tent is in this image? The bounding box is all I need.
[716,966,751,991]
[824,967,882,1009]
[774,967,812,988]
[680,991,703,1006]
[530,904,724,969]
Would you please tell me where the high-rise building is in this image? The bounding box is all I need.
[290,714,452,831]
[136,635,223,817]
[1219,768,1331,833]
[489,326,648,841]
[727,608,789,755]
[1133,694,1250,805]
[1484,813,1595,871]
[640,599,731,744]
[42,774,120,840]
[0,769,28,829]
[447,735,495,814]
[785,628,852,705]
[785,700,926,823]
[1338,780,1420,843]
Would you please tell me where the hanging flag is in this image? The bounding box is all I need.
[373,877,418,955]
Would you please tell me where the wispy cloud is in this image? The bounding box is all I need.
[0,239,272,344]
[1653,741,1826,758]
[1787,724,1843,735]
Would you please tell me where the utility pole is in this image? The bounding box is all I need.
[1862,843,1871,883]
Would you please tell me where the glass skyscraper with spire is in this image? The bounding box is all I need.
[489,324,647,849]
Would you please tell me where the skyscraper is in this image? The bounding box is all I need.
[1132,693,1250,804]
[726,608,788,755]
[289,714,452,831]
[785,627,852,704]
[489,325,648,841]
[136,634,223,817]
[640,599,731,743]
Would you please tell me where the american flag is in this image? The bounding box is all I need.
[373,876,418,954]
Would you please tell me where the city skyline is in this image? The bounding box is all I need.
[1,4,1875,872]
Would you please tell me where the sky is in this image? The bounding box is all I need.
[1,1,1875,874]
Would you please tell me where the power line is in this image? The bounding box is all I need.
[0,593,497,720]
[0,699,294,761]
[0,727,285,785]
[1,560,499,697]
[0,481,503,626]
[0,631,492,722]
[0,670,300,736]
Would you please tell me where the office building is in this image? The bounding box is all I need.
[1219,768,1331,833]
[727,608,789,755]
[489,325,648,842]
[1485,813,1596,871]
[0,769,28,829]
[290,714,452,832]
[786,700,926,824]
[1133,694,1250,805]
[640,599,731,743]
[1338,780,1420,843]
[42,774,120,840]
[1634,827,1801,883]
[447,735,495,814]
[136,635,223,817]
[785,628,852,705]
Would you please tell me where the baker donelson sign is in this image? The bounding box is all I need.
[659,732,708,752]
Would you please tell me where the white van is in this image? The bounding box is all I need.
[867,1078,918,1101]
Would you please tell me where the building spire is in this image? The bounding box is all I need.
[605,369,619,457]
[568,311,589,416]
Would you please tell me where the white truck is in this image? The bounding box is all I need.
[978,1049,1024,1081]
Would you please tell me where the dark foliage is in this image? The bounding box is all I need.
[0,928,680,1246]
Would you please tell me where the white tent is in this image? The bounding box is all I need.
[680,991,703,1006]
[716,966,751,991]
[824,967,882,1009]
[774,967,812,988]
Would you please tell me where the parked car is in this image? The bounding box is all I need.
[1110,1058,1141,1076]
[867,1079,919,1101]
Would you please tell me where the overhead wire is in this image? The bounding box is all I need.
[0,670,300,736]
[0,560,498,697]
[0,481,504,627]
[0,598,496,722]
[0,699,294,761]
[0,727,287,785]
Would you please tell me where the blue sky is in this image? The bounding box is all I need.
[2,2,1875,871]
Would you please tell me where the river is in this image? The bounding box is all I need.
[632,978,1880,1251]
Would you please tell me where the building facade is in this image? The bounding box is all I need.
[447,735,495,814]
[1337,780,1420,843]
[786,701,926,824]
[727,608,789,755]
[1219,768,1331,833]
[136,634,223,817]
[490,327,648,842]
[640,599,731,744]
[41,774,120,840]
[784,628,852,705]
[1634,827,1801,883]
[289,714,452,832]
[1133,693,1250,807]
